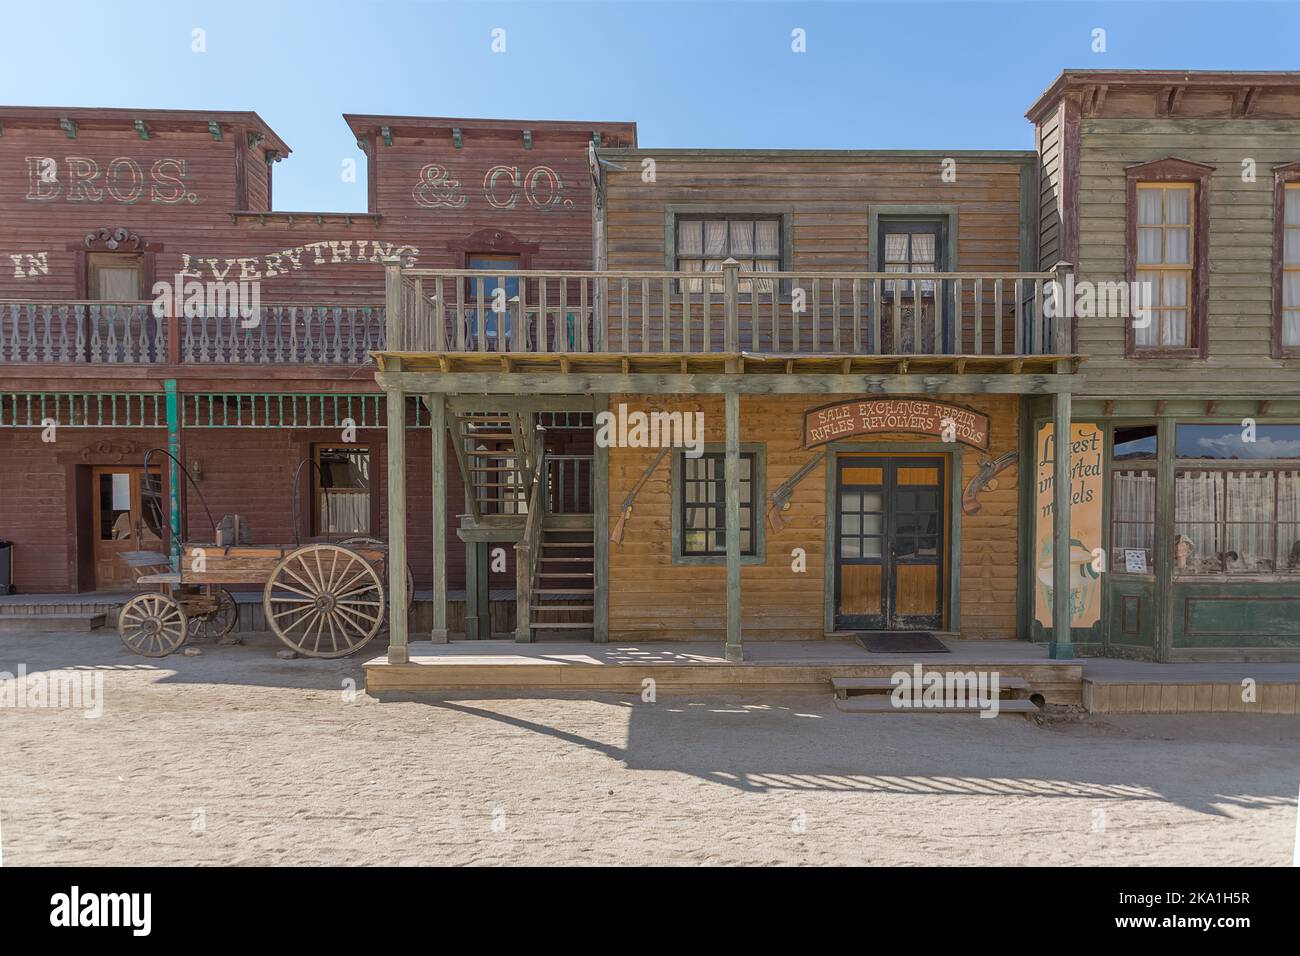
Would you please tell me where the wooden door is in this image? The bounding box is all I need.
[835,456,945,630]
[90,466,163,590]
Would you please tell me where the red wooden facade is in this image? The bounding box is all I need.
[0,105,634,594]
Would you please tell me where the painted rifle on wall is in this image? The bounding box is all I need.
[610,447,670,545]
[766,451,825,532]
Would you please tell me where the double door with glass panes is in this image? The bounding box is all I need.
[835,456,945,631]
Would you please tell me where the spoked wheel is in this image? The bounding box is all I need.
[118,592,188,657]
[264,544,385,658]
[189,587,238,642]
[337,536,415,610]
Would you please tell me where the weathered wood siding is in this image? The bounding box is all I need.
[602,152,1033,274]
[606,393,1020,641]
[1071,117,1300,395]
[1037,103,1064,269]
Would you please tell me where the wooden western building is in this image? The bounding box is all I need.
[0,105,635,642]
[4,70,1298,667]
[1026,71,1300,660]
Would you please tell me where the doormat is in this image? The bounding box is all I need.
[855,631,950,654]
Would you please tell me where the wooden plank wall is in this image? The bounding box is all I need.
[602,153,1030,275]
[605,393,1020,642]
[1073,115,1300,394]
[1037,103,1064,269]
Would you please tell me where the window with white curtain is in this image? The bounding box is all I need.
[677,217,781,293]
[1284,184,1300,347]
[1111,469,1157,573]
[1135,183,1194,348]
[1173,423,1300,574]
[881,226,940,295]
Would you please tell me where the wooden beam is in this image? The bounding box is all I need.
[1258,400,1272,417]
[724,390,742,662]
[1102,400,1116,416]
[376,371,1082,395]
[385,386,409,662]
[1050,390,1072,660]
[427,393,448,643]
[1205,400,1220,415]
[1154,400,1168,416]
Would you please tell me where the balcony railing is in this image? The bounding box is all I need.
[390,263,1072,358]
[0,301,385,365]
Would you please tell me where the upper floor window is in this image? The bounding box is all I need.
[1279,177,1300,353]
[676,217,781,293]
[878,219,946,295]
[1135,183,1193,348]
[1125,157,1213,359]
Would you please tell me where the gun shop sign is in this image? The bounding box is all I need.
[803,400,990,450]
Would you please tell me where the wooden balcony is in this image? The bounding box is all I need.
[0,301,384,366]
[382,262,1078,383]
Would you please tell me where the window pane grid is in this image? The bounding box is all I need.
[681,452,756,557]
[677,217,781,294]
[1285,185,1300,346]
[1134,183,1194,349]
[1175,466,1300,574]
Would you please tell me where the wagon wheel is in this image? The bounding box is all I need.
[337,536,415,611]
[264,544,385,658]
[118,592,188,657]
[188,587,238,642]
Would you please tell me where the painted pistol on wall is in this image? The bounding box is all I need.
[766,451,826,533]
[962,451,1018,516]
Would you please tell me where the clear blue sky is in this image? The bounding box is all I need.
[2,1,1297,211]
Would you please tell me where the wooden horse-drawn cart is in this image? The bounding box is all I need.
[116,451,402,659]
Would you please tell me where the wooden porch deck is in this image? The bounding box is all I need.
[363,638,1086,704]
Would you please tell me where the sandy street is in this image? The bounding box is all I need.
[0,630,1297,867]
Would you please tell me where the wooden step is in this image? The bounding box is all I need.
[529,622,595,630]
[831,676,1031,698]
[0,612,107,634]
[539,557,593,564]
[540,541,592,548]
[835,697,1040,715]
[537,572,594,579]
[534,588,595,595]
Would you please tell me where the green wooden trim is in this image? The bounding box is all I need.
[384,385,409,661]
[1154,416,1176,662]
[724,391,742,661]
[670,441,767,566]
[867,205,960,274]
[1016,398,1035,640]
[592,395,610,643]
[664,203,796,273]
[164,379,182,569]
[821,441,963,636]
[427,394,448,642]
[1049,391,1072,658]
[1071,399,1300,419]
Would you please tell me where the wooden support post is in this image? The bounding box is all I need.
[164,379,182,569]
[385,385,409,662]
[724,390,742,662]
[465,541,483,640]
[1049,388,1072,659]
[1051,261,1074,355]
[427,394,448,643]
[383,257,403,350]
[1154,416,1175,663]
[723,260,740,353]
[592,395,610,643]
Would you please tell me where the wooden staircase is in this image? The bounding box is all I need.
[525,520,595,638]
[450,410,529,517]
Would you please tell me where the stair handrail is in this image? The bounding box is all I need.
[514,448,550,642]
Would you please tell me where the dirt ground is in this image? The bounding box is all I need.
[1,630,1297,866]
